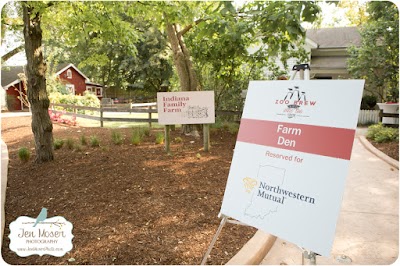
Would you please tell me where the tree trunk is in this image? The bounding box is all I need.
[165,21,201,135]
[23,3,54,163]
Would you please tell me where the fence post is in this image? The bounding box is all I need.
[165,125,171,153]
[379,109,383,123]
[149,105,152,128]
[100,105,104,127]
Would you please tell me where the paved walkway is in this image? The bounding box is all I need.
[261,132,399,265]
[0,111,31,118]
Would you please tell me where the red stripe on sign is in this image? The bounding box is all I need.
[237,119,355,160]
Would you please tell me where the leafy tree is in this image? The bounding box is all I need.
[186,1,320,110]
[1,1,24,64]
[337,0,368,26]
[22,1,54,163]
[347,1,399,102]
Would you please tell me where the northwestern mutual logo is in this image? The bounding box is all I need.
[244,165,316,219]
[275,85,316,118]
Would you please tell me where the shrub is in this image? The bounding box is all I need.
[89,135,100,147]
[155,132,164,144]
[111,130,123,145]
[53,139,64,150]
[49,91,100,114]
[360,95,377,110]
[367,123,399,143]
[18,147,30,162]
[66,138,75,149]
[80,135,87,145]
[131,129,143,145]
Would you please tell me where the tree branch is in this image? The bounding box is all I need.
[1,44,25,63]
[177,18,207,38]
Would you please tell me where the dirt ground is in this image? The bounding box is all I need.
[1,117,398,265]
[1,116,256,265]
[370,140,399,161]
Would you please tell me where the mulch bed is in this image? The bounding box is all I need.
[369,141,399,161]
[1,116,256,265]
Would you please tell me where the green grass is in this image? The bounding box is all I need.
[89,135,100,147]
[131,129,143,145]
[80,135,87,145]
[18,147,30,162]
[111,130,124,145]
[53,139,64,150]
[66,138,75,149]
[155,132,164,144]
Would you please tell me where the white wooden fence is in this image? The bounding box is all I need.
[358,110,380,125]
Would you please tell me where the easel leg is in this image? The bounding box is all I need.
[200,216,228,265]
[302,250,317,265]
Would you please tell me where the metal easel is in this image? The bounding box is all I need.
[201,64,317,265]
[200,214,249,265]
[289,63,319,265]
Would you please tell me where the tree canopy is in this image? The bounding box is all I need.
[347,1,399,102]
[3,1,321,104]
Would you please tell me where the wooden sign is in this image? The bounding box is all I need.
[157,91,215,125]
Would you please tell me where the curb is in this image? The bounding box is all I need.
[358,136,399,169]
[226,231,277,265]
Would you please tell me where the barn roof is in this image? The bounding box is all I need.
[1,66,25,89]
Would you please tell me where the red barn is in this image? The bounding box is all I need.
[1,63,103,111]
[55,63,103,98]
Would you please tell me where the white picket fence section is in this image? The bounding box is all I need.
[358,110,380,125]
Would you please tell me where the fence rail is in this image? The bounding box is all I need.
[51,103,395,128]
[50,103,158,127]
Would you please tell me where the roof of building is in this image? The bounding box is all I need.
[1,66,25,89]
[306,27,361,48]
[1,63,101,89]
[54,63,90,81]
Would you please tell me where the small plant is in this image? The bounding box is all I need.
[89,135,100,147]
[66,138,75,150]
[18,147,30,162]
[74,144,83,152]
[367,123,399,143]
[140,127,151,137]
[80,135,87,145]
[174,137,183,143]
[131,129,143,146]
[111,130,123,145]
[155,132,164,144]
[53,139,64,150]
[101,146,109,151]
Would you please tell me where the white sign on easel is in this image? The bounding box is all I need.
[220,80,364,257]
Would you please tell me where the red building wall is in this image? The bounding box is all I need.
[6,83,23,111]
[58,67,87,96]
